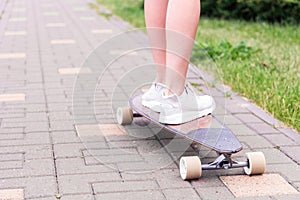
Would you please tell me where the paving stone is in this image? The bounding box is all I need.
[0,176,57,199]
[280,146,300,164]
[0,152,23,161]
[92,180,159,193]
[76,124,108,137]
[124,126,156,139]
[226,124,258,136]
[107,140,138,149]
[273,194,300,200]
[135,139,165,154]
[50,120,74,131]
[51,194,94,200]
[160,138,194,153]
[214,114,243,125]
[266,163,300,182]
[0,160,23,170]
[73,7,87,11]
[58,173,121,195]
[117,160,177,173]
[58,67,92,74]
[0,112,25,119]
[54,143,86,158]
[82,141,109,150]
[202,87,225,98]
[99,124,128,136]
[0,188,24,200]
[263,134,297,146]
[144,152,177,168]
[278,128,300,144]
[234,197,273,200]
[47,102,69,112]
[195,186,235,200]
[48,111,72,121]
[293,182,300,191]
[257,148,295,164]
[24,106,46,113]
[56,157,116,175]
[9,17,27,22]
[0,145,52,160]
[82,147,138,157]
[50,40,76,44]
[95,191,165,200]
[245,103,284,128]
[3,112,48,123]
[213,106,231,116]
[246,123,280,134]
[24,95,45,104]
[80,135,107,143]
[162,188,200,200]
[224,102,250,114]
[154,128,175,140]
[41,3,55,8]
[0,158,54,179]
[190,176,225,188]
[76,123,128,138]
[235,114,264,124]
[25,121,50,132]
[43,11,59,16]
[52,131,81,144]
[27,196,60,200]
[84,154,143,165]
[237,135,273,149]
[0,93,25,102]
[220,174,298,197]
[4,31,27,36]
[91,29,113,34]
[121,169,192,189]
[46,95,68,103]
[12,8,26,12]
[80,16,95,21]
[0,133,24,140]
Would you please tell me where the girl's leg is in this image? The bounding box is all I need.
[144,0,169,84]
[165,0,200,95]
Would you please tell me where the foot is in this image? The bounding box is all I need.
[159,84,215,124]
[141,82,165,112]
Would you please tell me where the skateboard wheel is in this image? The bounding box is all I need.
[244,152,266,175]
[180,156,202,180]
[117,107,133,125]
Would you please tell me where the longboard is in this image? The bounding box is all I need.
[130,95,243,154]
[117,94,266,180]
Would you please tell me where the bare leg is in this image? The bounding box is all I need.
[165,0,200,95]
[144,0,168,84]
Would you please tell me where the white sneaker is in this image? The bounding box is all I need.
[141,82,165,112]
[159,84,215,124]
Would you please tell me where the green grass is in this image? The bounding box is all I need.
[92,0,300,131]
[90,0,145,28]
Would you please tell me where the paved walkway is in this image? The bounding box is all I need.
[0,0,299,199]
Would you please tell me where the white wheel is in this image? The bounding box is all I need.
[180,156,202,180]
[117,107,133,125]
[244,152,266,175]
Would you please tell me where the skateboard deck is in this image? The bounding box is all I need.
[130,95,243,154]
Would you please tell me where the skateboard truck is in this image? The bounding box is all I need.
[180,152,266,180]
[201,154,248,170]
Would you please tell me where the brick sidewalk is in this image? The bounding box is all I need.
[0,0,299,199]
